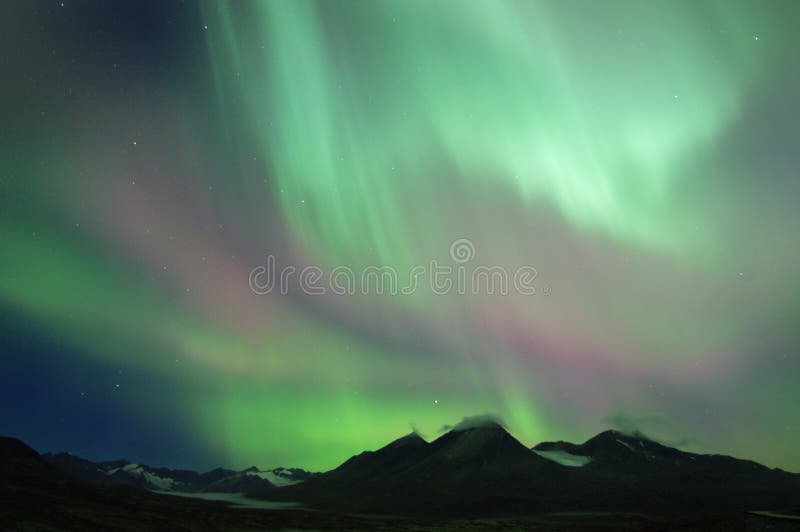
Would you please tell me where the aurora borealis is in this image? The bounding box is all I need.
[2,0,800,473]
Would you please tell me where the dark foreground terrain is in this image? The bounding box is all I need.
[2,433,799,531]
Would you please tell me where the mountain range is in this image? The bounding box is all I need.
[40,451,316,493]
[3,417,800,529]
[262,418,800,517]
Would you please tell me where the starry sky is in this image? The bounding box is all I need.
[2,0,800,473]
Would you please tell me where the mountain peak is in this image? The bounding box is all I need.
[0,436,41,461]
[429,418,542,469]
[382,431,428,450]
[583,429,653,447]
[400,431,427,443]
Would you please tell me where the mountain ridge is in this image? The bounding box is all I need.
[40,449,317,493]
[7,419,800,519]
[261,422,800,516]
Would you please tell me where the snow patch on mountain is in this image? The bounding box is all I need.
[246,469,302,486]
[142,471,177,490]
[533,449,592,467]
[103,463,178,489]
[616,438,636,452]
[105,463,141,475]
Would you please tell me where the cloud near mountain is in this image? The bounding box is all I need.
[603,411,695,449]
[437,413,507,434]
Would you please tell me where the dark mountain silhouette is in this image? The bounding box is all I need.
[201,467,275,493]
[0,436,40,461]
[532,429,800,512]
[0,436,55,486]
[326,431,429,482]
[0,436,416,530]
[265,424,800,517]
[40,451,315,493]
[266,420,604,515]
[40,452,152,488]
[4,424,800,529]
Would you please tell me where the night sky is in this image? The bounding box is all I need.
[2,1,800,473]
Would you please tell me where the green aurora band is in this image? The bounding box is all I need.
[2,1,800,472]
[205,0,770,263]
